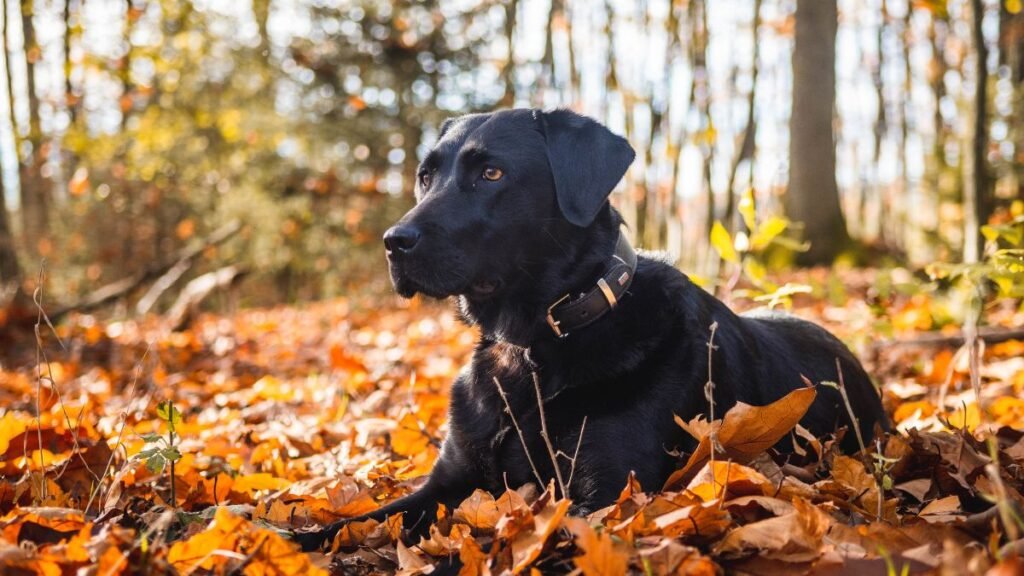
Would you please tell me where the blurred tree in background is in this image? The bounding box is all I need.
[0,0,1020,317]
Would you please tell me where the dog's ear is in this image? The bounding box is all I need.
[438,117,457,139]
[541,109,635,227]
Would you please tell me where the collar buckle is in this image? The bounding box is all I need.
[546,293,571,338]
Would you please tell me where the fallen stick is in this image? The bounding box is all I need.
[167,265,248,330]
[47,220,241,322]
[873,326,1024,350]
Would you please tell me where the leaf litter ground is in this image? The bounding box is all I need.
[1,270,1024,575]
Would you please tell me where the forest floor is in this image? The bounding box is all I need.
[1,267,1024,575]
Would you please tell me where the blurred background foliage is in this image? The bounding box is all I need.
[0,0,1021,316]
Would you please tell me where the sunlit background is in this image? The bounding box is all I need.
[0,0,1020,309]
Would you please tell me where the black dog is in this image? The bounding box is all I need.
[297,108,886,550]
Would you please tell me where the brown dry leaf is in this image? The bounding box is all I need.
[638,538,718,576]
[565,517,629,576]
[673,413,718,441]
[647,500,732,540]
[686,461,773,502]
[332,513,403,550]
[713,497,830,562]
[168,506,327,576]
[600,473,651,543]
[458,536,490,576]
[418,523,471,556]
[454,489,503,531]
[508,497,571,573]
[326,481,380,517]
[919,495,964,523]
[392,413,434,457]
[0,508,86,545]
[826,455,897,521]
[0,544,63,576]
[494,486,532,517]
[664,387,817,489]
[396,540,435,575]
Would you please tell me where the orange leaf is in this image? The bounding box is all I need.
[713,497,830,562]
[232,473,291,495]
[454,489,502,531]
[566,517,629,576]
[686,461,772,502]
[510,497,571,573]
[664,387,817,489]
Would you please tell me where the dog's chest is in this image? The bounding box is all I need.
[458,361,576,492]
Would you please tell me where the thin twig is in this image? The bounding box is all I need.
[492,377,545,489]
[531,371,568,499]
[32,265,48,500]
[87,345,151,515]
[965,283,984,426]
[566,416,588,491]
[834,358,866,454]
[875,438,884,521]
[705,322,720,484]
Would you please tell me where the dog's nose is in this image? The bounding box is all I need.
[383,225,421,254]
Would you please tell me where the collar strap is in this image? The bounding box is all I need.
[545,233,637,338]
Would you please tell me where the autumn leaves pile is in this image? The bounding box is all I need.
[1,292,1024,574]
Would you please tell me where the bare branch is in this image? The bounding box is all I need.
[492,377,545,490]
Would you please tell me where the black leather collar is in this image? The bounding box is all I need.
[545,233,637,338]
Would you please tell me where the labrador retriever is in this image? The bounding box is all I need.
[297,108,886,551]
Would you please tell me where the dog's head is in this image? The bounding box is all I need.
[384,109,634,327]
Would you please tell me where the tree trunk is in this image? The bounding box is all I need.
[785,0,850,265]
[499,0,517,107]
[0,187,21,291]
[724,0,762,234]
[962,0,990,263]
[63,0,76,123]
[17,0,49,249]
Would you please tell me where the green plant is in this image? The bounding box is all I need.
[710,189,811,308]
[925,216,1024,416]
[136,401,184,508]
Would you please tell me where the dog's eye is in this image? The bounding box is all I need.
[482,167,504,181]
[419,172,432,188]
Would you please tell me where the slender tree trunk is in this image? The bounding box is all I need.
[0,0,21,291]
[564,0,579,104]
[693,0,713,236]
[963,0,990,263]
[869,0,887,243]
[4,0,19,145]
[724,0,762,234]
[253,0,271,51]
[928,16,948,258]
[499,0,517,107]
[63,0,76,123]
[1001,3,1023,202]
[0,184,20,291]
[785,0,850,265]
[16,0,49,250]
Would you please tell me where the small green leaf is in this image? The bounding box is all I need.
[136,448,159,460]
[161,446,183,462]
[710,221,740,264]
[140,433,163,443]
[146,454,167,474]
[157,401,183,431]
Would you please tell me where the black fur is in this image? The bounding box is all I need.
[295,108,887,551]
